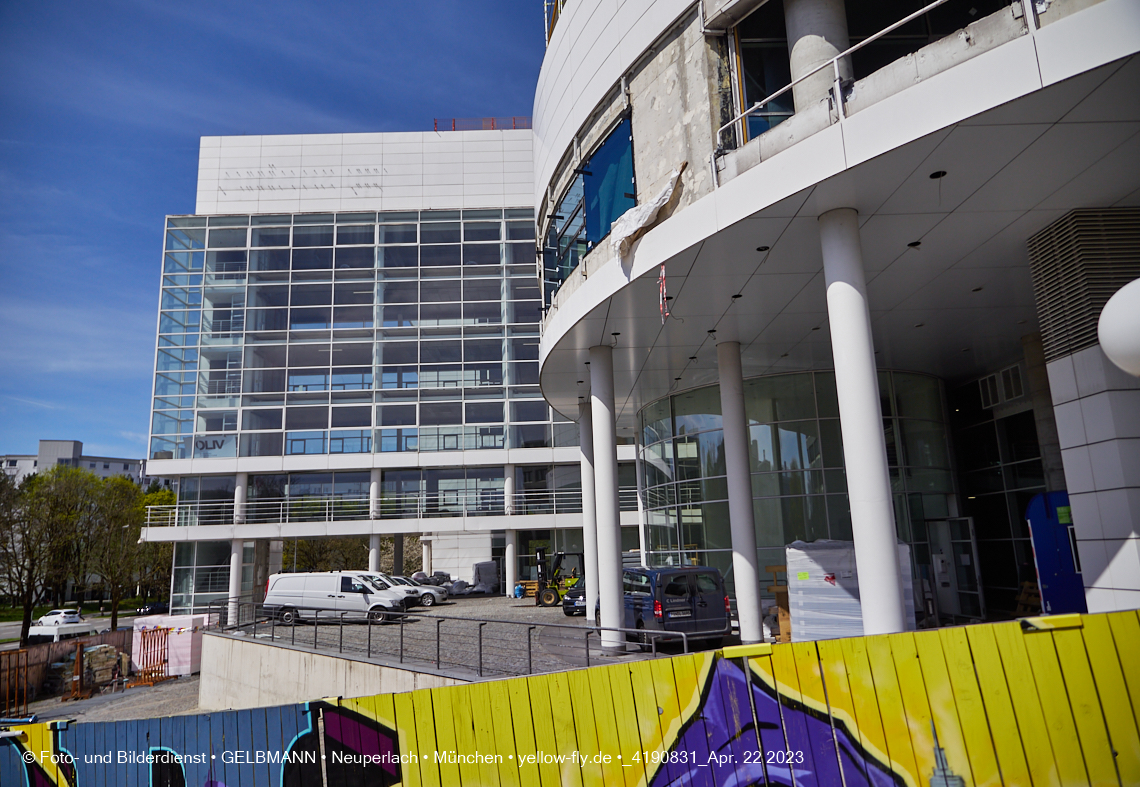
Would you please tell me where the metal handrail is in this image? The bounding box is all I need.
[203,599,696,679]
[716,0,954,149]
[146,486,640,526]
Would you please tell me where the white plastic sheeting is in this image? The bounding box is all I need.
[610,163,687,258]
[785,539,915,642]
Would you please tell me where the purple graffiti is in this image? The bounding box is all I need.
[649,658,901,787]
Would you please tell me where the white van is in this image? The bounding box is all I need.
[263,572,404,624]
[360,572,422,608]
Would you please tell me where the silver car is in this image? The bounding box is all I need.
[391,575,448,607]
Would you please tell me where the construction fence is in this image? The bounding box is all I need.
[2,610,1137,786]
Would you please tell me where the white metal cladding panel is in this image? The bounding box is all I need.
[532,0,693,208]
[197,130,533,214]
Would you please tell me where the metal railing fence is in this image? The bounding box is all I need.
[204,600,692,680]
[146,486,639,526]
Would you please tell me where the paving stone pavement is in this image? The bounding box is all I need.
[232,595,702,678]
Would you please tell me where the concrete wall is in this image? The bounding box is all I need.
[198,633,464,711]
[194,129,533,215]
[1048,343,1140,612]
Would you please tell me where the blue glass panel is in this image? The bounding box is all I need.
[285,431,327,455]
[584,117,636,244]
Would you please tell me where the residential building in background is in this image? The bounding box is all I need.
[2,440,144,485]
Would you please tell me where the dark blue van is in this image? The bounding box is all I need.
[618,566,731,647]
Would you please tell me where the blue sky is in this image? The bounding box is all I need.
[0,0,546,460]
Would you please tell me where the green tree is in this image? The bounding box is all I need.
[0,468,99,646]
[31,466,102,608]
[91,476,143,630]
[137,486,175,601]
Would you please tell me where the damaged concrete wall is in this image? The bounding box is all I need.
[544,10,736,312]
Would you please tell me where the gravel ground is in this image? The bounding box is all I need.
[23,676,201,724]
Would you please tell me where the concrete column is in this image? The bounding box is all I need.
[783,0,852,111]
[504,464,516,515]
[392,534,405,575]
[227,538,243,625]
[234,472,248,524]
[579,400,601,622]
[268,540,283,575]
[422,538,433,575]
[590,345,624,650]
[504,530,518,597]
[369,468,381,519]
[252,540,270,603]
[717,341,765,644]
[368,534,381,573]
[634,440,649,568]
[818,207,906,635]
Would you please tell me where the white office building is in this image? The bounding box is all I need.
[142,128,640,614]
[534,0,1139,642]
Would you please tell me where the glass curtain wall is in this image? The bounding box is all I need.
[150,209,550,461]
[171,540,254,614]
[639,371,954,598]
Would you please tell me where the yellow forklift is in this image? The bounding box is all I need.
[534,548,585,607]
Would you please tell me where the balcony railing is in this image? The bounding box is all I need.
[145,486,640,527]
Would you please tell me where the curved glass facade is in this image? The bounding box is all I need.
[639,370,954,596]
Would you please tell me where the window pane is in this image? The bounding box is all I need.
[584,117,636,244]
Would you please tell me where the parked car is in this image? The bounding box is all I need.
[135,602,169,616]
[606,566,731,648]
[263,572,404,624]
[38,609,82,626]
[562,586,587,616]
[360,572,422,608]
[391,575,448,607]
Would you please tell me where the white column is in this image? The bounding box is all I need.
[783,0,852,111]
[392,534,404,575]
[504,530,518,597]
[819,207,906,635]
[717,342,765,643]
[234,472,248,524]
[422,538,433,575]
[590,345,624,650]
[227,538,243,625]
[504,464,516,515]
[634,441,649,568]
[369,468,381,519]
[368,534,381,573]
[579,400,600,623]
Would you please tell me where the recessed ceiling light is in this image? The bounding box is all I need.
[611,332,620,336]
[914,323,925,328]
[811,326,821,331]
[972,287,983,292]
[929,170,947,179]
[688,356,697,360]
[732,294,742,300]
[707,329,717,334]
[674,377,682,381]
[780,353,789,358]
[756,246,770,252]
[907,241,922,248]
[665,295,673,300]
[961,347,970,352]
[1017,319,1027,325]
[576,380,583,384]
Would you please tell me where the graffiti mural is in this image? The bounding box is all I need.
[2,610,1137,786]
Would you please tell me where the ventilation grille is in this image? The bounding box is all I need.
[1027,208,1140,363]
